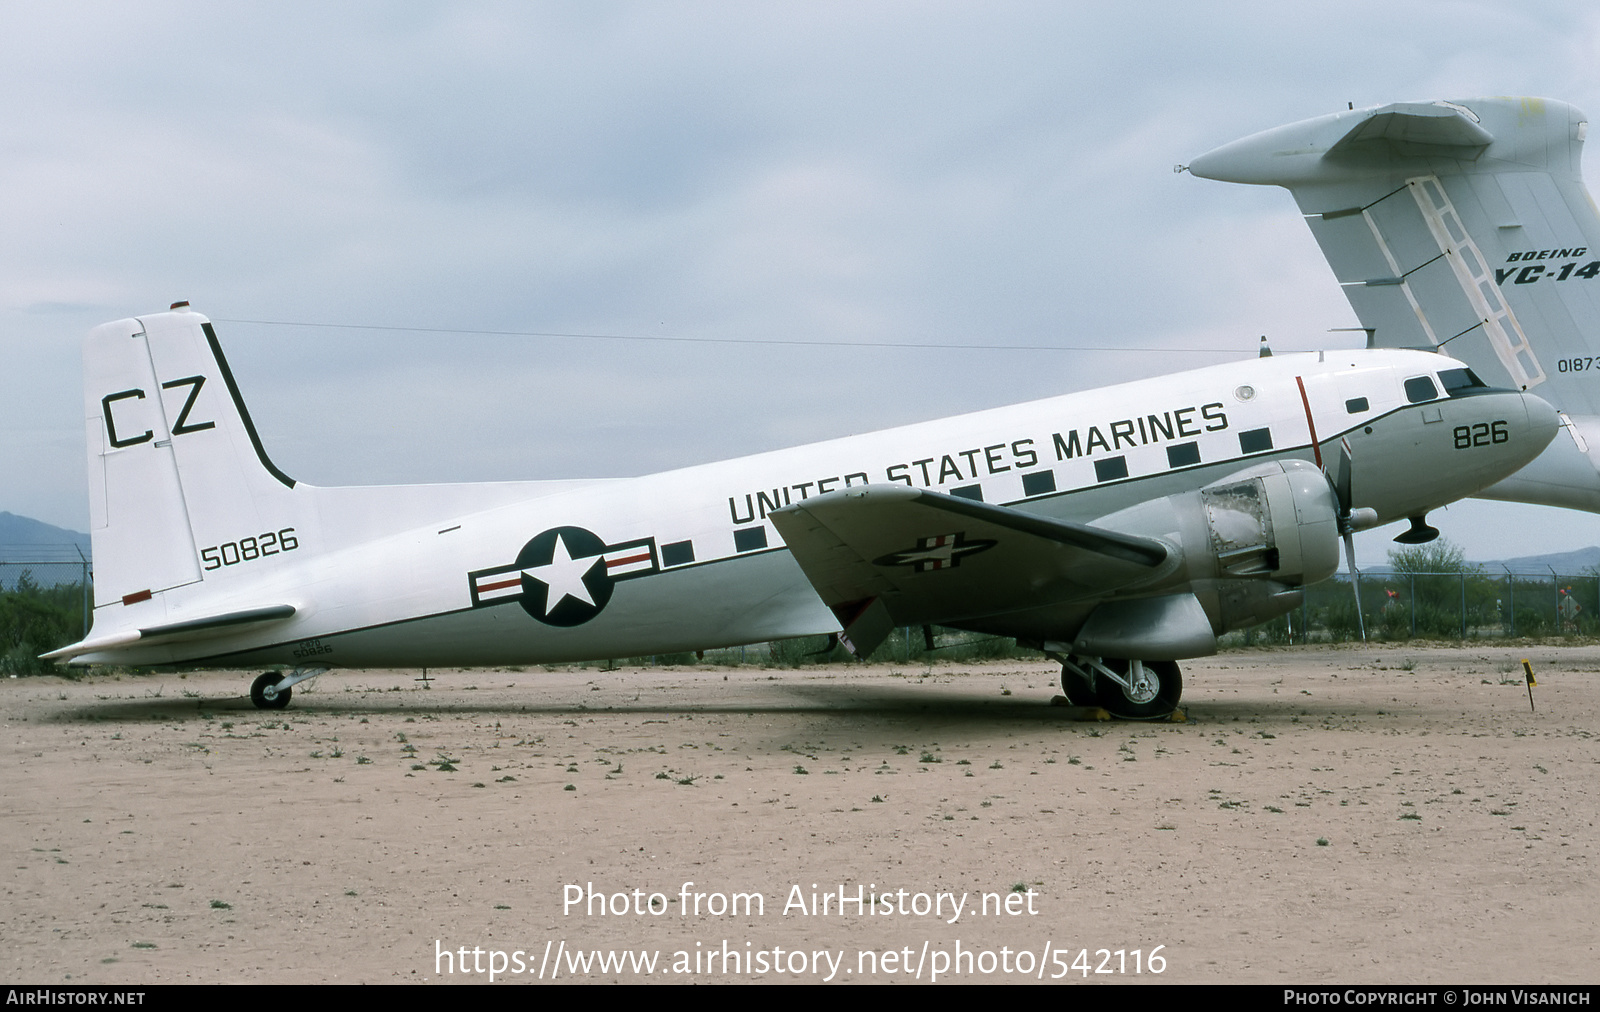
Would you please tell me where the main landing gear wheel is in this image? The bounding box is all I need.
[1093,659,1182,721]
[1060,666,1095,707]
[250,672,291,710]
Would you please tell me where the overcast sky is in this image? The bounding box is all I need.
[6,1,1600,565]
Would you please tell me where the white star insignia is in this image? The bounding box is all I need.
[523,532,600,612]
[898,543,957,567]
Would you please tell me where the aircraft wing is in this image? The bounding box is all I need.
[768,486,1170,656]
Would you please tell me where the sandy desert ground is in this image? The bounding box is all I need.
[3,644,1596,985]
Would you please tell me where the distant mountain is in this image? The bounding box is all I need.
[1486,546,1600,575]
[0,512,91,562]
[1359,544,1600,576]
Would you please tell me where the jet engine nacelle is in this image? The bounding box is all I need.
[1075,459,1341,658]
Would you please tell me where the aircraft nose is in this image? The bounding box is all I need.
[1523,391,1559,449]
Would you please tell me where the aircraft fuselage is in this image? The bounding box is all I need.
[68,330,1552,669]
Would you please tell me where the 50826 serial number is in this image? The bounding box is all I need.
[200,528,298,570]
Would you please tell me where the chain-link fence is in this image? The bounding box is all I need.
[0,560,90,591]
[1270,570,1600,644]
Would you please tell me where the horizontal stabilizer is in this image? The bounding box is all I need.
[1323,103,1494,159]
[43,604,296,661]
[768,486,1170,657]
[1188,99,1509,188]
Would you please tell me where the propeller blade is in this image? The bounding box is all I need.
[1331,437,1354,517]
[1344,529,1366,643]
[1325,435,1365,641]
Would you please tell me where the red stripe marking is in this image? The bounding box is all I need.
[477,577,522,593]
[1295,375,1322,469]
[606,551,651,569]
[122,589,153,606]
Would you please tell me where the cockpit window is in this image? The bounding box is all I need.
[1404,376,1439,403]
[1439,367,1489,394]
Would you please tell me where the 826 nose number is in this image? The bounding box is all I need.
[1453,421,1508,449]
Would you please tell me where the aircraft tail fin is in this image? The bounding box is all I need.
[1190,97,1600,409]
[84,305,310,612]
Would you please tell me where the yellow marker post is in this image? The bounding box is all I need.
[1522,659,1537,712]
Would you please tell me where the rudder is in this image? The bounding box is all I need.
[85,305,309,611]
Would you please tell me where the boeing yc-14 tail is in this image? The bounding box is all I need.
[1191,95,1600,514]
[45,304,1555,716]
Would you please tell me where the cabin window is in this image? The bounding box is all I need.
[949,484,983,501]
[1238,428,1273,454]
[1021,470,1056,496]
[1404,376,1439,403]
[1345,397,1369,414]
[733,526,768,553]
[661,540,695,567]
[1093,456,1128,482]
[1166,442,1200,468]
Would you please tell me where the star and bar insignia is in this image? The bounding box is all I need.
[872,532,996,573]
[469,526,658,627]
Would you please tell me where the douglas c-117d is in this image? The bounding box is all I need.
[45,301,1556,717]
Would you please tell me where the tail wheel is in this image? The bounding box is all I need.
[250,672,292,710]
[1093,659,1181,720]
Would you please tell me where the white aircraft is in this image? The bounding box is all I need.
[1189,96,1600,515]
[43,305,1555,717]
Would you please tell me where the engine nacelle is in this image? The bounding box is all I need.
[1096,458,1341,588]
[1073,460,1342,657]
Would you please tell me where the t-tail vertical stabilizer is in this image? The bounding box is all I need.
[56,304,308,660]
[1190,97,1600,512]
